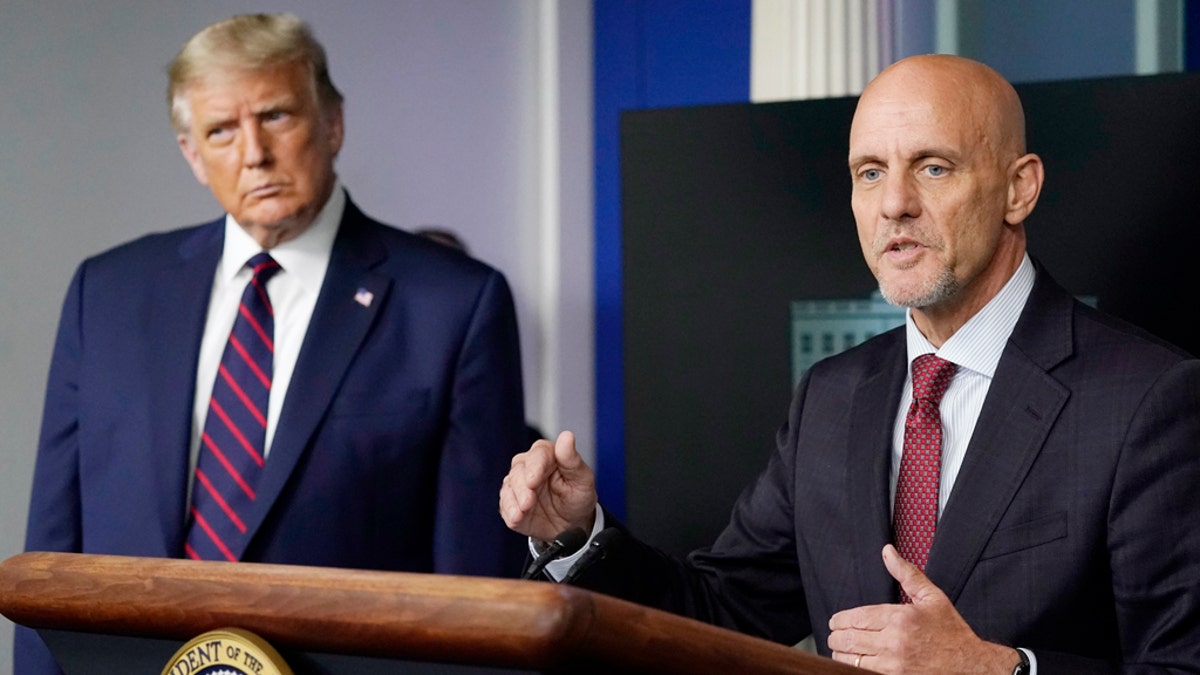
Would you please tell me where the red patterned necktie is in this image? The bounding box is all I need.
[185,252,281,561]
[894,353,957,602]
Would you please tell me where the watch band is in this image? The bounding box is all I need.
[1012,648,1031,675]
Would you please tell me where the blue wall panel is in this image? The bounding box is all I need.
[594,0,750,518]
[1188,0,1200,71]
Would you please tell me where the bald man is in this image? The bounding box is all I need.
[499,55,1200,673]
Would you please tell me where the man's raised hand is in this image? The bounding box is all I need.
[500,431,598,543]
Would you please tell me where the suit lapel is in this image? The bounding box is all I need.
[148,222,223,555]
[236,201,392,556]
[845,335,908,606]
[925,269,1075,602]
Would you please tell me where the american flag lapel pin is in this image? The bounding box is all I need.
[354,288,374,308]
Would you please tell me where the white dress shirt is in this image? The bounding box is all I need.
[890,254,1035,518]
[188,184,344,489]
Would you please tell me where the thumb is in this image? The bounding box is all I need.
[882,544,942,605]
[553,430,587,475]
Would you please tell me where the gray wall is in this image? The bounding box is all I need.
[0,1,593,666]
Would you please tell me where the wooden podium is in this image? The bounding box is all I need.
[0,552,861,674]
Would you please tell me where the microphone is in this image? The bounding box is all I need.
[561,527,621,584]
[521,526,589,580]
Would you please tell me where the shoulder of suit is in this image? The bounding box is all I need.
[806,326,905,383]
[353,216,504,282]
[79,218,221,270]
[1070,299,1195,365]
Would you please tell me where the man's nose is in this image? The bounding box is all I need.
[241,122,272,167]
[880,173,920,221]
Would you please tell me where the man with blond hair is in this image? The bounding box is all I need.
[21,13,528,673]
[501,55,1200,672]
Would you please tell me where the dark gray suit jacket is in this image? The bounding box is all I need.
[580,265,1200,672]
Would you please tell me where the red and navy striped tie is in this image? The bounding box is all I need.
[185,252,281,562]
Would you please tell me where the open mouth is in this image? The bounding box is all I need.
[882,237,924,254]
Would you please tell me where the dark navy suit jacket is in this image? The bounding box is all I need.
[19,196,529,672]
[578,265,1200,672]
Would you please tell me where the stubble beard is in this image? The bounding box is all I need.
[877,263,959,310]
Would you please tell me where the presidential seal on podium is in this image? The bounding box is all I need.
[162,627,293,675]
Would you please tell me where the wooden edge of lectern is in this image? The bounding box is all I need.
[0,551,861,674]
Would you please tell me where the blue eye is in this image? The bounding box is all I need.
[862,168,882,182]
[925,165,946,177]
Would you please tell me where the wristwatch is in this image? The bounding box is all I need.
[1012,648,1030,675]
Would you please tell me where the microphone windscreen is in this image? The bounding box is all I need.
[588,526,621,552]
[551,526,589,557]
[561,527,623,584]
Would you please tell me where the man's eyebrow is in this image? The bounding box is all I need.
[911,147,966,163]
[196,113,236,129]
[253,97,295,113]
[848,147,964,168]
[848,153,882,168]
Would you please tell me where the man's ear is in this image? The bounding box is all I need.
[177,134,210,187]
[1004,152,1044,225]
[325,103,345,157]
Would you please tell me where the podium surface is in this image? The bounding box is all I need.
[1,551,862,674]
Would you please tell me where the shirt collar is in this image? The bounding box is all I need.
[905,254,1036,377]
[219,180,344,293]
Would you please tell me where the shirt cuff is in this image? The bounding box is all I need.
[526,504,605,581]
[1020,648,1037,675]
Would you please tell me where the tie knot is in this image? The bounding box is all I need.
[911,354,956,404]
[247,252,282,285]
